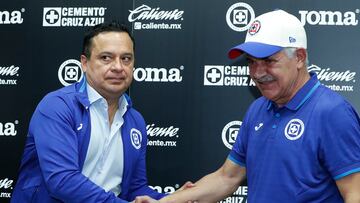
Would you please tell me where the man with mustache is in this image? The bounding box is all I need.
[135,9,360,203]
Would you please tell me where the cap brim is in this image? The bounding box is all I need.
[228,42,283,59]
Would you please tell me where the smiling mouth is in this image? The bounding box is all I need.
[256,81,276,90]
[258,80,273,85]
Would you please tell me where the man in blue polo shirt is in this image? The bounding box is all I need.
[134,9,360,203]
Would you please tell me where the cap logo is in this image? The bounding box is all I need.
[289,37,296,43]
[248,20,261,35]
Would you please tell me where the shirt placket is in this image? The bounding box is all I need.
[269,110,281,139]
[98,100,110,173]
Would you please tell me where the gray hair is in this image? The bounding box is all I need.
[282,47,309,66]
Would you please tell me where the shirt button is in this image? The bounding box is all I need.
[275,113,280,118]
[272,124,277,129]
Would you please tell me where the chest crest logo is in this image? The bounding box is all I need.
[130,128,142,149]
[284,119,305,140]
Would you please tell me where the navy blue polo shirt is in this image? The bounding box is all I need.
[229,73,360,202]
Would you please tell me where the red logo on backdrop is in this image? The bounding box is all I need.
[248,20,261,35]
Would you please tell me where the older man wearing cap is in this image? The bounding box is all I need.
[135,10,360,203]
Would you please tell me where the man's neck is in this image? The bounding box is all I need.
[106,98,119,126]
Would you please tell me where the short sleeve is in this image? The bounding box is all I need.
[320,101,360,180]
[229,110,252,167]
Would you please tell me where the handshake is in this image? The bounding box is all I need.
[132,196,162,203]
[132,182,198,203]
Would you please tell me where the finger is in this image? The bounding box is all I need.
[134,196,150,203]
[184,181,196,188]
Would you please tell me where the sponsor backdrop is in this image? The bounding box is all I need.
[1,0,359,202]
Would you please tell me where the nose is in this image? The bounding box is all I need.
[111,58,123,71]
[250,61,267,80]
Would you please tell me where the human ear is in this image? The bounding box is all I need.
[80,55,88,72]
[296,48,307,69]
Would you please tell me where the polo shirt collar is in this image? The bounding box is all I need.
[87,83,103,105]
[267,72,321,111]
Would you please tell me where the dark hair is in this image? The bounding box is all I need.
[82,21,135,58]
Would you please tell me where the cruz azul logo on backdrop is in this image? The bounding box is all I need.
[204,65,255,87]
[222,121,242,150]
[128,4,183,30]
[308,64,356,92]
[147,123,179,147]
[299,9,359,26]
[226,2,255,32]
[0,9,24,24]
[134,66,183,82]
[0,120,18,137]
[43,7,106,27]
[0,65,20,86]
[58,59,83,86]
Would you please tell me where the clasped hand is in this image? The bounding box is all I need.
[133,181,197,203]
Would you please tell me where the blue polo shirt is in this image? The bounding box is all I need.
[229,73,360,202]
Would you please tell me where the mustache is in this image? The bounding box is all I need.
[254,75,275,83]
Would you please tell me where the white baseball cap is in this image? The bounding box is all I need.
[228,9,307,59]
